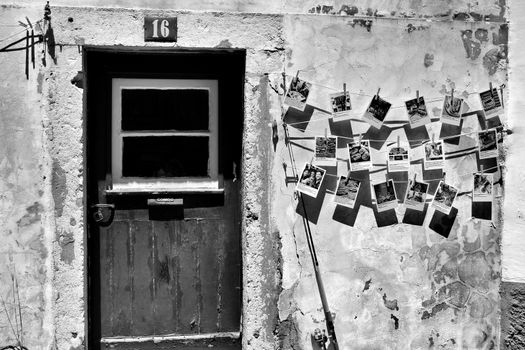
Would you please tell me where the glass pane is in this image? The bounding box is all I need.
[122,136,209,177]
[121,89,209,131]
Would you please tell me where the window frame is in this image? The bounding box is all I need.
[111,78,220,192]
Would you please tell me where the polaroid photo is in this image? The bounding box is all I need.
[405,96,431,129]
[387,143,410,173]
[284,76,312,112]
[441,95,464,126]
[404,179,429,211]
[296,163,326,198]
[314,136,337,166]
[473,173,493,203]
[330,91,352,118]
[348,140,373,171]
[373,179,398,212]
[478,129,498,159]
[363,95,392,129]
[334,176,361,209]
[479,88,503,119]
[424,140,445,170]
[431,181,458,215]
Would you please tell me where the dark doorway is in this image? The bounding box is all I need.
[85,47,245,349]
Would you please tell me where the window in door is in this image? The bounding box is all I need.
[111,78,219,192]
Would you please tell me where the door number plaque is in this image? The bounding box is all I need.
[144,17,177,42]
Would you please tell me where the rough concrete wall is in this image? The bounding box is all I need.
[274,15,506,349]
[0,0,507,20]
[0,5,55,350]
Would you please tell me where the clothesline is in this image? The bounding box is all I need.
[280,72,505,101]
[285,123,506,144]
[0,18,44,43]
[319,162,501,182]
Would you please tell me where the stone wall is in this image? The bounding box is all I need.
[0,1,515,349]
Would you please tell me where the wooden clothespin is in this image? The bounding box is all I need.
[343,83,347,97]
[416,90,420,103]
[431,133,435,143]
[480,165,484,175]
[500,84,505,109]
[397,135,400,148]
[376,88,381,98]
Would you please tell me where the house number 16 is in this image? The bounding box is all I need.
[144,17,177,42]
[152,19,170,38]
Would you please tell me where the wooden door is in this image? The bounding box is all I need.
[85,48,245,349]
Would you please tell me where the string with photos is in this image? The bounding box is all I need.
[277,71,503,204]
[271,68,506,131]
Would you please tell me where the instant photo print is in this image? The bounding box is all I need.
[478,129,498,159]
[363,95,391,129]
[314,136,337,166]
[334,176,361,209]
[424,140,444,170]
[405,96,430,129]
[373,179,398,212]
[296,163,326,198]
[472,173,493,221]
[404,179,429,211]
[479,88,503,119]
[431,180,458,215]
[284,76,312,111]
[441,95,464,126]
[330,91,352,118]
[348,140,373,171]
[387,142,410,173]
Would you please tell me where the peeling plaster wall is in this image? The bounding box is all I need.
[275,16,506,349]
[0,5,55,350]
[0,2,513,350]
[0,0,508,20]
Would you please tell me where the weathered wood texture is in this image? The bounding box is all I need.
[99,182,241,339]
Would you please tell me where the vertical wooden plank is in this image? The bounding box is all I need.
[99,225,112,337]
[177,219,200,333]
[198,220,219,333]
[153,221,175,334]
[110,221,132,335]
[131,220,155,336]
[218,183,242,332]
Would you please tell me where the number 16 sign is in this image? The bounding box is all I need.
[144,17,177,42]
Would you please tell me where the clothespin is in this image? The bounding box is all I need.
[376,88,381,98]
[416,90,420,103]
[451,88,454,101]
[443,172,446,183]
[489,82,493,93]
[343,83,347,97]
[480,165,484,175]
[500,84,505,109]
[324,128,328,139]
[397,135,400,148]
[431,133,435,143]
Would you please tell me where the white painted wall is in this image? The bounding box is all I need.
[502,0,525,283]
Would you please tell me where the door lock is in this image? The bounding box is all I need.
[91,204,115,226]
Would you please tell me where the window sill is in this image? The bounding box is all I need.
[105,187,225,196]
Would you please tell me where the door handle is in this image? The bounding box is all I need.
[90,204,115,226]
